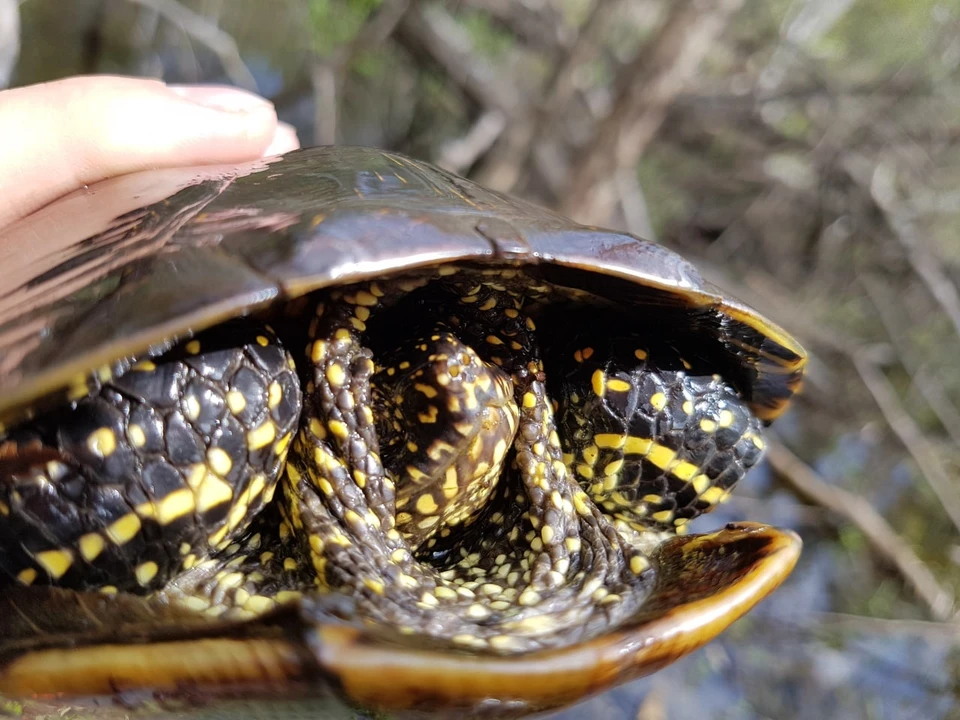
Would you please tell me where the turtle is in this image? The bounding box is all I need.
[0,146,805,719]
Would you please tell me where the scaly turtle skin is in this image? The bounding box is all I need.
[0,147,805,718]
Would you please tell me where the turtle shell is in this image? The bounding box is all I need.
[0,147,804,718]
[0,146,803,427]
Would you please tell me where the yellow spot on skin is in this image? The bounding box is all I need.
[247,421,277,450]
[156,488,196,525]
[128,424,146,448]
[274,432,293,457]
[87,427,117,458]
[17,568,37,585]
[541,525,555,544]
[634,348,648,360]
[275,590,302,604]
[207,448,233,477]
[595,434,626,449]
[185,340,201,354]
[218,572,244,590]
[310,340,327,363]
[415,383,439,398]
[418,406,439,424]
[752,434,766,450]
[248,474,267,501]
[582,445,599,465]
[244,595,276,614]
[106,514,141,545]
[136,561,159,586]
[647,444,676,469]
[591,369,606,398]
[256,336,270,347]
[603,459,624,476]
[78,533,105,561]
[355,290,378,306]
[196,472,234,512]
[308,417,325,440]
[283,558,298,571]
[630,555,650,575]
[184,394,201,420]
[364,578,386,595]
[652,510,674,523]
[693,475,712,494]
[671,460,699,481]
[606,378,632,393]
[522,392,537,409]
[700,486,726,505]
[326,364,346,387]
[518,589,541,607]
[650,392,667,412]
[573,493,591,516]
[718,409,735,428]
[268,381,283,410]
[329,420,349,439]
[133,361,156,372]
[34,549,73,579]
[700,418,717,433]
[624,436,652,455]
[226,390,247,415]
[682,401,694,415]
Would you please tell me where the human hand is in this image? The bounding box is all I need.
[0,75,300,229]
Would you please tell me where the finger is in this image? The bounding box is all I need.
[264,121,301,157]
[0,76,283,229]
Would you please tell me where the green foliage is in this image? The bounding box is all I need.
[0,700,22,718]
[308,0,384,57]
[351,48,387,79]
[458,11,514,60]
[821,0,945,79]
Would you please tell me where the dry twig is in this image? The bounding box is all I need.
[397,2,521,116]
[476,0,619,193]
[861,273,960,450]
[309,0,410,145]
[852,357,960,541]
[436,110,506,174]
[125,0,257,90]
[767,440,954,621]
[561,0,745,225]
[869,161,960,342]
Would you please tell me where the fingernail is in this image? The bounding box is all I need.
[168,84,275,114]
[263,122,301,156]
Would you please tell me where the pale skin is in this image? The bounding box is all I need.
[0,75,301,230]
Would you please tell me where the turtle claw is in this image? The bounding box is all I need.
[0,523,799,719]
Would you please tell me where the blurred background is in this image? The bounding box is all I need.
[3,0,960,718]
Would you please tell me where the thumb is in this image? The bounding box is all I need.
[0,75,299,229]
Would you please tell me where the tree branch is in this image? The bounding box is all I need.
[126,0,257,90]
[560,0,745,226]
[767,440,954,621]
[397,2,521,116]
